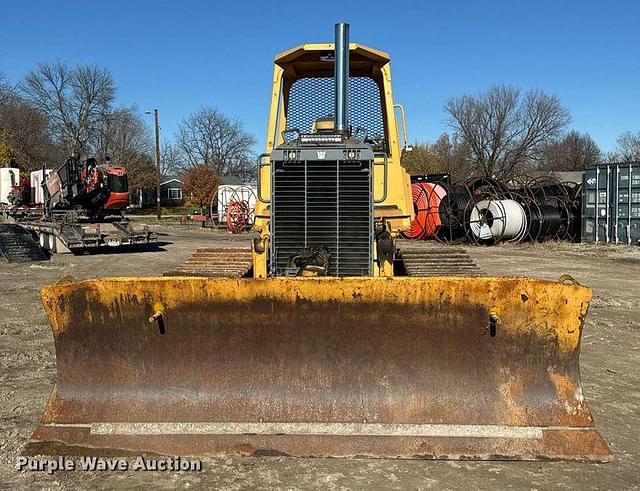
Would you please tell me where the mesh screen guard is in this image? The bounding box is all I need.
[284,76,386,152]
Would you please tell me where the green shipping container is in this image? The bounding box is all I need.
[582,163,640,244]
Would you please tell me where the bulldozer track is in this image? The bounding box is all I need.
[397,239,483,277]
[164,247,252,277]
[0,223,48,263]
[167,243,482,278]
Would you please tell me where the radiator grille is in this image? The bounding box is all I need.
[271,159,372,276]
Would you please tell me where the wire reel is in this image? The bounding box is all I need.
[434,182,473,243]
[402,182,432,240]
[402,181,446,240]
[226,200,251,234]
[210,185,257,233]
[468,199,528,244]
[401,173,583,245]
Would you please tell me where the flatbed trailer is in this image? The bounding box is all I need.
[20,218,157,253]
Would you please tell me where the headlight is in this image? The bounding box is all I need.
[300,134,342,144]
[343,149,360,160]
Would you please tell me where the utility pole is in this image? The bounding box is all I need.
[153,109,161,220]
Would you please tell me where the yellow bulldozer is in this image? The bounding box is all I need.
[28,23,611,461]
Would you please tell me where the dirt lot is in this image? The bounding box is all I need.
[1,225,639,490]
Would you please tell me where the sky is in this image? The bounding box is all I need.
[1,0,639,153]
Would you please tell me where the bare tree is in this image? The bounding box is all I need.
[20,62,115,156]
[613,131,640,162]
[93,106,151,163]
[125,151,157,191]
[540,130,601,171]
[0,70,17,105]
[445,85,570,178]
[0,86,64,168]
[176,107,256,179]
[160,140,184,176]
[2,70,63,166]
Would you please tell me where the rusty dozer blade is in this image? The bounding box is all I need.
[27,276,611,461]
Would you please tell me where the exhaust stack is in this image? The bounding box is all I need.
[334,22,349,134]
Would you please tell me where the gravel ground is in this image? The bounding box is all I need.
[1,226,639,490]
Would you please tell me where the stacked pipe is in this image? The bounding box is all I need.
[403,175,582,245]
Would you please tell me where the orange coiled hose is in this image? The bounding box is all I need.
[401,182,446,239]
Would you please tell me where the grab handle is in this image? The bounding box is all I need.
[256,153,271,204]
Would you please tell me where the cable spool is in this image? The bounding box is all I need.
[528,204,563,240]
[226,200,250,234]
[423,183,446,238]
[405,173,581,245]
[402,183,430,239]
[213,185,257,233]
[469,199,528,243]
[524,176,576,241]
[435,183,472,242]
[402,182,446,240]
[466,177,512,200]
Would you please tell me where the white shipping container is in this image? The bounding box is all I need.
[0,168,20,204]
[30,169,53,204]
[217,184,257,222]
